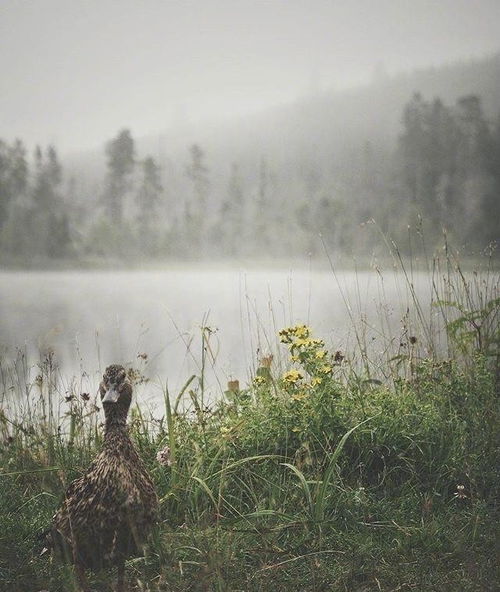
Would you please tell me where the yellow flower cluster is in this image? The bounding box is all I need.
[280,326,327,359]
[278,325,337,397]
[293,338,324,350]
[250,326,339,403]
[279,324,311,344]
[282,369,303,383]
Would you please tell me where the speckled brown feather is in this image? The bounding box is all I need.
[49,365,158,574]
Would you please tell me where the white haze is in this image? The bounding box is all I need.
[0,267,439,406]
[1,0,500,153]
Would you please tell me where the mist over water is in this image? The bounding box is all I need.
[0,266,440,407]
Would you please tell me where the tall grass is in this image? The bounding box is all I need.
[0,240,498,591]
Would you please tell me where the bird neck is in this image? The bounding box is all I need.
[103,419,135,457]
[103,405,129,431]
[103,418,131,450]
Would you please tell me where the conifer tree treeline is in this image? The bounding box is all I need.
[0,94,498,264]
[398,93,499,243]
[1,142,72,259]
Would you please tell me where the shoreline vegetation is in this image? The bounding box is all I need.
[0,254,499,273]
[0,249,499,591]
[0,232,498,273]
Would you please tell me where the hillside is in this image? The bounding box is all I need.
[137,52,500,171]
[67,52,500,177]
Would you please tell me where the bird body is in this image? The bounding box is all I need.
[48,365,158,590]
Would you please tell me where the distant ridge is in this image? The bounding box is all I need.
[135,52,500,165]
[66,52,500,178]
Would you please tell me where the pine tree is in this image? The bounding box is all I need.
[31,145,72,257]
[219,162,244,254]
[253,157,271,251]
[185,144,209,252]
[400,92,427,205]
[136,156,163,255]
[0,139,28,230]
[104,129,135,224]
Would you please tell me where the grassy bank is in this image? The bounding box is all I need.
[0,252,499,591]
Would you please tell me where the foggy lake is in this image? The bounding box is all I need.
[2,3,499,589]
[0,265,439,408]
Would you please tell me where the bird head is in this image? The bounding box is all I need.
[99,365,132,414]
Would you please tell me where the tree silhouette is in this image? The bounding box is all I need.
[0,139,28,230]
[185,144,209,251]
[104,129,135,223]
[136,156,164,255]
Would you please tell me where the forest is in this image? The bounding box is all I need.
[1,56,499,264]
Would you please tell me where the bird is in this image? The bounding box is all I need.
[45,364,159,591]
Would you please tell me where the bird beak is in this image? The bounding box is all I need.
[102,386,120,404]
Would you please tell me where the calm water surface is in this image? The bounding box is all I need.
[0,266,438,407]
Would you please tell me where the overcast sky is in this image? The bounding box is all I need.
[1,0,499,154]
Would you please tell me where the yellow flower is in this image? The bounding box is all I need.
[291,391,308,402]
[319,365,333,374]
[279,324,311,342]
[293,325,310,339]
[253,375,266,386]
[315,350,327,359]
[291,354,300,362]
[310,377,323,386]
[282,369,303,383]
